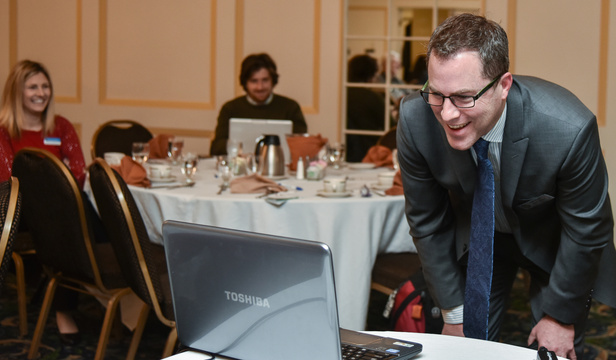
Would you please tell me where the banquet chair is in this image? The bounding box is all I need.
[376,127,397,150]
[91,119,153,160]
[88,158,177,359]
[371,252,421,295]
[12,148,130,360]
[0,177,22,295]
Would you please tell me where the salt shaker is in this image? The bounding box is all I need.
[296,157,305,180]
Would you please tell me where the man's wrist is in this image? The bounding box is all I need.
[441,305,464,324]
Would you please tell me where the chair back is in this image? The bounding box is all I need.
[88,158,174,325]
[0,177,21,293]
[91,120,153,160]
[377,127,397,150]
[12,148,122,291]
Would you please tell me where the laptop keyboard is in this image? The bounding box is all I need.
[341,343,398,359]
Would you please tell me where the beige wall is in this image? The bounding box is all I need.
[0,0,342,158]
[1,0,615,206]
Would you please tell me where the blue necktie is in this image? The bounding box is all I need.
[463,138,495,340]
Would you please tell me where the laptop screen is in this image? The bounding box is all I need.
[228,118,293,164]
[163,221,342,359]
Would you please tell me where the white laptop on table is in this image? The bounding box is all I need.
[162,221,423,360]
[228,118,293,164]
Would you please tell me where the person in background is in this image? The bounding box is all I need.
[210,53,307,155]
[376,50,410,105]
[0,60,85,186]
[397,13,615,360]
[346,54,385,162]
[0,60,87,343]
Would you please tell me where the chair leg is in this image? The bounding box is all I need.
[125,301,150,360]
[161,327,178,358]
[94,288,132,360]
[12,252,28,337]
[28,276,59,359]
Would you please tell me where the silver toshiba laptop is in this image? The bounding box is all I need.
[228,118,293,164]
[163,221,422,360]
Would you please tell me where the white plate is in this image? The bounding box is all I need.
[316,190,353,198]
[348,163,376,170]
[149,175,177,183]
[267,191,299,200]
[370,182,392,191]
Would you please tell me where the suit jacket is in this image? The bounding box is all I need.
[397,75,616,324]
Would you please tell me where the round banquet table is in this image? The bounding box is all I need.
[162,331,565,360]
[109,158,416,331]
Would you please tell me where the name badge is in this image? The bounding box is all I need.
[44,137,61,146]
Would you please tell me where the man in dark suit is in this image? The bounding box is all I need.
[397,13,616,360]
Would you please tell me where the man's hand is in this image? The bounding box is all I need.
[528,315,576,360]
[442,323,465,337]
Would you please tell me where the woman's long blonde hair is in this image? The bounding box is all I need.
[0,60,55,138]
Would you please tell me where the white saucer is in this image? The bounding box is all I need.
[370,182,392,191]
[316,190,353,198]
[264,175,287,181]
[267,191,299,200]
[150,175,176,183]
[348,163,376,170]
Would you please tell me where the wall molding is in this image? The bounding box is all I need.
[98,0,217,110]
[9,0,82,104]
[235,0,321,114]
[598,0,609,126]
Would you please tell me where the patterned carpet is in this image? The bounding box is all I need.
[1,255,615,359]
[367,274,616,360]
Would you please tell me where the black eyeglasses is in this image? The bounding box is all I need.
[419,74,503,108]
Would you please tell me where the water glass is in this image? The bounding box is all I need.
[392,149,399,171]
[132,142,150,164]
[180,153,198,182]
[167,137,184,163]
[327,143,345,169]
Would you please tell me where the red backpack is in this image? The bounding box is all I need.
[384,270,444,333]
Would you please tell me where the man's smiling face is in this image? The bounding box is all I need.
[426,51,510,150]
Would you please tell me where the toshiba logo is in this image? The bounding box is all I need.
[224,291,271,308]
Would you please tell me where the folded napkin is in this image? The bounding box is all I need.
[110,156,151,188]
[148,134,173,159]
[287,134,328,171]
[230,174,287,194]
[385,170,404,196]
[362,145,393,168]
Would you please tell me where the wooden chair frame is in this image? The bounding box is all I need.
[92,158,177,359]
[14,148,131,360]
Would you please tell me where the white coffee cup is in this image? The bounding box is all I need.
[377,171,396,187]
[149,163,172,179]
[323,177,347,193]
[104,152,125,166]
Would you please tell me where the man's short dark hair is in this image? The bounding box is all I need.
[239,53,279,91]
[347,54,378,83]
[427,13,509,79]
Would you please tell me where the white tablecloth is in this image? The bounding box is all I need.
[163,331,563,360]
[115,159,415,330]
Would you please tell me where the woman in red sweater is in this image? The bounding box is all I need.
[0,60,85,186]
[0,60,86,342]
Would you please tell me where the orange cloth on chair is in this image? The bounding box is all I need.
[230,174,287,194]
[362,145,393,168]
[287,134,328,171]
[385,170,404,196]
[110,156,151,188]
[148,134,172,159]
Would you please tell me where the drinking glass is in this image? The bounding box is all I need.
[132,142,150,164]
[327,143,345,169]
[167,137,184,164]
[392,149,399,171]
[180,153,198,183]
[226,139,243,158]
